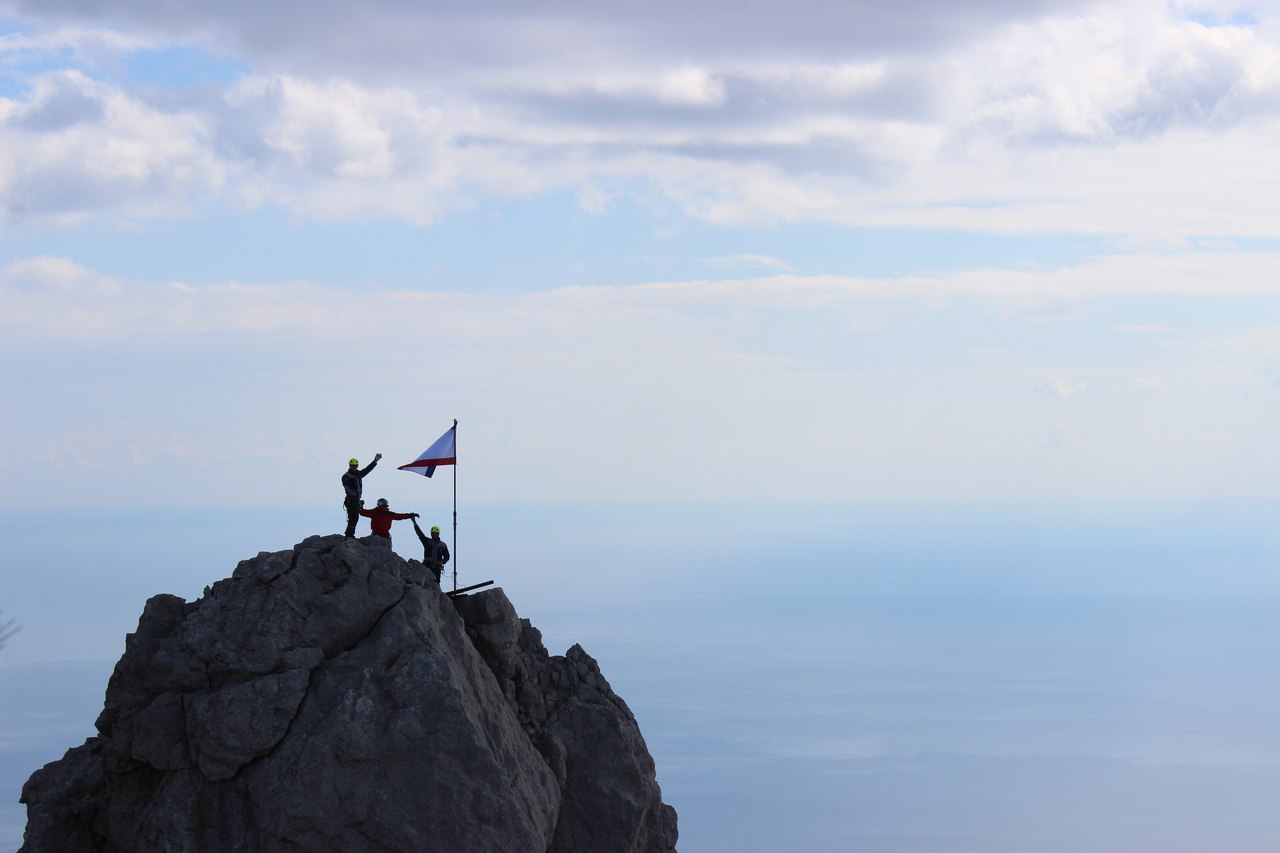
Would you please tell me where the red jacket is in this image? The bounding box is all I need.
[358,506,413,535]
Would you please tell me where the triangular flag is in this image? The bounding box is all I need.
[398,425,456,478]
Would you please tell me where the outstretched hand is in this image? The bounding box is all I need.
[374,452,383,461]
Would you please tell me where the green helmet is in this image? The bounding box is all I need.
[349,457,359,466]
[431,526,441,534]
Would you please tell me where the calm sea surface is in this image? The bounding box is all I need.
[3,501,1278,851]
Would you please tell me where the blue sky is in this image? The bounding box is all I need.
[2,0,1280,510]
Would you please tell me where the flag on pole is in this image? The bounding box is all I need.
[398,425,456,478]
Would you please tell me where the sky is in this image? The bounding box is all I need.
[2,0,1280,513]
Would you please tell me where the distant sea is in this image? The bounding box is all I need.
[3,500,1279,852]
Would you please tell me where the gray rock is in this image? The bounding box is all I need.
[185,668,311,781]
[20,534,677,853]
[454,591,679,853]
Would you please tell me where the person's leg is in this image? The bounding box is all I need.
[344,501,359,537]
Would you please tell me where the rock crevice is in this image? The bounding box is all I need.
[20,534,678,853]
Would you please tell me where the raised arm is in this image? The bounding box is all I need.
[359,452,383,478]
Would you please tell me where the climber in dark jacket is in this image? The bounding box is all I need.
[412,518,450,583]
[359,498,418,540]
[342,453,381,537]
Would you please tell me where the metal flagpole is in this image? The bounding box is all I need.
[451,418,458,592]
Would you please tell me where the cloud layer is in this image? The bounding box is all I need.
[5,253,1279,505]
[3,0,1279,232]
[3,1,1279,508]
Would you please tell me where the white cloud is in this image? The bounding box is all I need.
[0,22,151,61]
[229,76,398,179]
[743,61,890,99]
[6,253,1280,505]
[953,7,1280,142]
[571,67,727,107]
[7,251,1280,351]
[0,70,225,221]
[1,3,1278,232]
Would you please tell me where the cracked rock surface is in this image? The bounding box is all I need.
[19,534,678,853]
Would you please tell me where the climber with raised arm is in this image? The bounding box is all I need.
[342,453,382,537]
[412,518,450,583]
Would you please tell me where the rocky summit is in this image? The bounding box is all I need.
[19,534,678,853]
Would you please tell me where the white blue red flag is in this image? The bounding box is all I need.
[398,425,456,478]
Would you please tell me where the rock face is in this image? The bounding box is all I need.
[20,535,678,853]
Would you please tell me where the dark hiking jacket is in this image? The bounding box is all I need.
[416,529,450,566]
[342,460,378,502]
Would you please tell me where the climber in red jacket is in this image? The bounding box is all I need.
[358,498,418,539]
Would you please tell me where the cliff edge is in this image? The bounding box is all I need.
[19,534,678,853]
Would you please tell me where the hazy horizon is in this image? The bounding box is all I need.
[5,500,1280,851]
